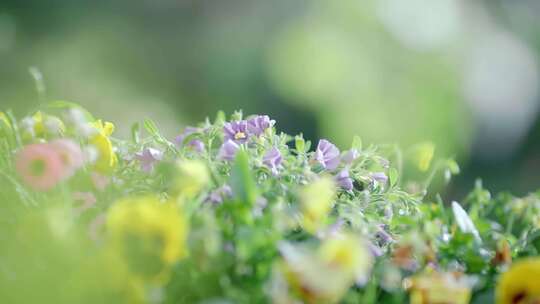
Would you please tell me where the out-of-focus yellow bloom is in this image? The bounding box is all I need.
[89,120,117,173]
[496,258,540,304]
[300,177,336,233]
[406,271,472,304]
[106,196,188,281]
[275,234,372,303]
[318,234,373,284]
[174,159,210,199]
[32,111,46,137]
[70,250,146,304]
[413,142,435,172]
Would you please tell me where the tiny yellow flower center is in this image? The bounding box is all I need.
[234,132,246,140]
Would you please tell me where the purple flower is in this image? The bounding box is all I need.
[342,149,359,164]
[223,120,249,144]
[207,185,233,204]
[135,147,163,173]
[375,224,394,245]
[317,219,344,239]
[263,147,282,175]
[247,115,275,136]
[175,126,205,153]
[252,197,268,217]
[314,139,340,170]
[367,241,383,257]
[189,140,205,153]
[218,140,240,161]
[371,172,388,185]
[336,169,353,191]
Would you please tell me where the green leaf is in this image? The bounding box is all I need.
[131,122,140,144]
[352,135,362,150]
[389,168,399,188]
[231,110,243,121]
[304,140,311,153]
[447,159,460,174]
[142,118,176,150]
[143,118,160,137]
[6,110,21,148]
[295,134,305,153]
[230,150,257,206]
[214,110,226,125]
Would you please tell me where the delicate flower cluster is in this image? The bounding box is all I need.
[15,139,83,191]
[219,115,276,161]
[1,104,539,304]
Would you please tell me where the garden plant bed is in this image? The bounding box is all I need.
[0,102,538,304]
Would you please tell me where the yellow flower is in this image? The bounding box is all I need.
[318,234,373,284]
[89,120,118,173]
[34,111,65,136]
[174,159,210,199]
[299,177,336,233]
[106,196,189,281]
[70,250,146,304]
[21,111,65,140]
[496,258,540,304]
[275,234,372,304]
[32,111,46,137]
[407,271,472,304]
[413,142,435,172]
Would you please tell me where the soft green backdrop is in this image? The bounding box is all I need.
[1,0,540,195]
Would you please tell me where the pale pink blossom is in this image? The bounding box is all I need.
[73,191,97,216]
[50,139,84,178]
[91,172,110,191]
[15,143,65,191]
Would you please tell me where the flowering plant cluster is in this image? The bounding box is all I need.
[0,102,539,304]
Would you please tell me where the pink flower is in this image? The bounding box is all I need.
[15,143,65,191]
[73,191,97,216]
[50,139,84,178]
[91,171,110,191]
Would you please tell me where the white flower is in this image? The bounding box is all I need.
[452,201,480,242]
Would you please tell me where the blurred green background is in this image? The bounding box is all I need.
[1,0,540,196]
